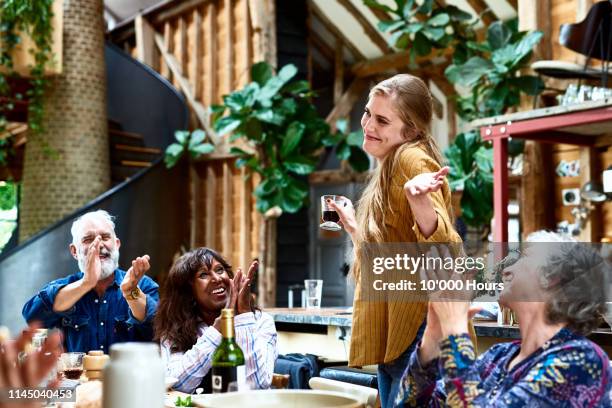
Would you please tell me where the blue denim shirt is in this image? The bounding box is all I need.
[22,269,159,353]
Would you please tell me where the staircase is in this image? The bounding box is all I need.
[108,119,162,185]
[0,42,189,335]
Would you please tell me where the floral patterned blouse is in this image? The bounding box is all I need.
[396,328,611,407]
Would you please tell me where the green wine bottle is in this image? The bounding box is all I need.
[211,309,246,393]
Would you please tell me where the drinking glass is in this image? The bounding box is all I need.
[59,352,85,380]
[320,195,346,231]
[304,279,323,309]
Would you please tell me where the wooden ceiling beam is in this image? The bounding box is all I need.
[336,0,394,55]
[309,1,366,61]
[465,0,497,25]
[350,48,453,78]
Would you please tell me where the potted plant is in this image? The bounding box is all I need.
[368,0,543,234]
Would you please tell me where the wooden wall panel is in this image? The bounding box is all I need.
[113,0,263,267]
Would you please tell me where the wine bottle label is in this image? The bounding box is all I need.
[212,365,246,393]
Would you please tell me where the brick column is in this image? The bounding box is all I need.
[20,0,109,241]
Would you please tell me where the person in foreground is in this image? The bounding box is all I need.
[22,210,159,352]
[328,73,462,408]
[154,247,278,394]
[396,231,611,407]
[0,326,62,408]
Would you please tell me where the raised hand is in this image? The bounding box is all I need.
[0,325,62,408]
[236,260,258,314]
[121,255,150,296]
[404,166,450,198]
[83,236,102,288]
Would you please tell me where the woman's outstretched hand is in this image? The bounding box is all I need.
[404,166,450,198]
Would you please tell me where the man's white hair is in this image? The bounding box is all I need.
[526,230,576,243]
[70,210,116,246]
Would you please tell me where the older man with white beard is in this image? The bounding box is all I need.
[22,210,159,352]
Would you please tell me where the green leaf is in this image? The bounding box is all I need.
[255,108,284,125]
[283,80,310,94]
[321,131,344,147]
[188,129,206,147]
[229,147,251,157]
[223,92,248,112]
[189,143,215,157]
[215,116,242,136]
[164,143,184,168]
[422,26,445,41]
[283,158,316,175]
[486,21,512,50]
[417,0,433,15]
[428,13,450,26]
[257,64,298,103]
[413,31,432,56]
[251,62,273,86]
[335,119,349,134]
[405,22,424,33]
[347,147,370,172]
[447,57,495,87]
[466,41,490,53]
[174,130,190,145]
[346,130,363,147]
[446,5,473,21]
[363,0,395,14]
[244,117,263,140]
[254,178,277,196]
[281,122,305,158]
[377,19,405,32]
[165,143,183,157]
[336,142,351,160]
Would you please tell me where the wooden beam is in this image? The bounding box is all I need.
[326,79,369,130]
[518,0,551,60]
[193,9,203,100]
[178,17,188,78]
[205,165,217,247]
[465,0,497,25]
[244,0,252,81]
[334,39,344,104]
[240,167,251,270]
[336,0,393,55]
[222,161,233,254]
[351,48,453,78]
[155,33,220,144]
[207,1,217,105]
[226,0,234,92]
[135,14,157,69]
[310,1,365,61]
[153,0,210,25]
[161,22,173,80]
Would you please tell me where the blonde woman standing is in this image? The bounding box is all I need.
[330,74,461,408]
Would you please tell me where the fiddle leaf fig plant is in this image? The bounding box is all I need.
[368,0,544,230]
[214,61,368,215]
[445,20,544,121]
[164,129,215,168]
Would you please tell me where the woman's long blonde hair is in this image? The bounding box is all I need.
[353,74,445,278]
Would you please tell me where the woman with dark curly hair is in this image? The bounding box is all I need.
[396,231,612,407]
[154,248,277,394]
